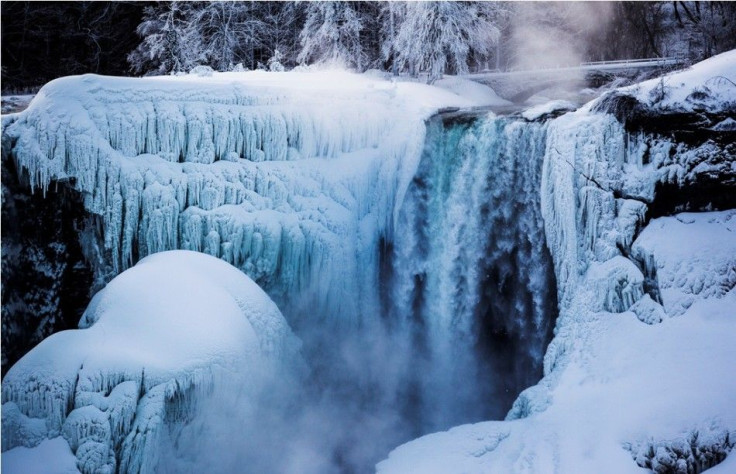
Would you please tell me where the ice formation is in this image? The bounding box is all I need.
[1,70,482,325]
[2,69,516,472]
[379,51,736,473]
[2,251,302,474]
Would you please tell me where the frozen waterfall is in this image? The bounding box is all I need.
[2,71,563,473]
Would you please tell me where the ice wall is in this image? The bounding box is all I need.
[389,113,557,430]
[2,72,451,327]
[534,75,736,411]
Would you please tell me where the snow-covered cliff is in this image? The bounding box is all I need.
[379,50,736,474]
[1,70,486,330]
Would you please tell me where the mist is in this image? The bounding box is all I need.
[155,319,427,474]
[152,114,559,474]
[509,2,615,71]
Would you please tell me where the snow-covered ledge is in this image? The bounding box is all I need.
[378,50,736,474]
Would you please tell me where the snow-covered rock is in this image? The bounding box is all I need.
[632,211,736,317]
[1,250,302,474]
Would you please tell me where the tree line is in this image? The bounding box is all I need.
[2,1,735,91]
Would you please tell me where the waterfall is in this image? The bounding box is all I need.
[3,73,561,472]
[388,112,558,431]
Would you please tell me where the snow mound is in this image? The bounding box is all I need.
[2,437,79,474]
[2,250,301,474]
[2,69,482,326]
[627,49,736,112]
[521,100,577,121]
[588,49,736,115]
[633,210,736,316]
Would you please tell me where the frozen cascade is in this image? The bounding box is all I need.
[389,113,558,430]
[2,73,439,328]
[537,84,735,403]
[377,51,736,474]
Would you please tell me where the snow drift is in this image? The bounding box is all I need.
[1,250,302,474]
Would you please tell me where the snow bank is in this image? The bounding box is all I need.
[379,53,736,473]
[2,250,301,474]
[2,437,79,474]
[521,100,577,121]
[633,211,736,317]
[2,69,483,325]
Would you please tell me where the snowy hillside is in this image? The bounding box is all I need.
[379,51,736,473]
[2,251,302,474]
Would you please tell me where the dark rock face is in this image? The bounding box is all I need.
[1,156,95,374]
[593,90,736,146]
[592,91,736,218]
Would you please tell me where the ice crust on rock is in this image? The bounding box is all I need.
[379,53,736,473]
[2,250,301,474]
[2,70,477,325]
[632,211,736,316]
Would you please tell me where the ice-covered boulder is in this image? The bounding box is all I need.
[632,211,736,317]
[2,250,302,474]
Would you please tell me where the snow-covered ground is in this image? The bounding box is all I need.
[379,51,736,473]
[2,250,301,474]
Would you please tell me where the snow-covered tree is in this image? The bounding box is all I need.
[268,49,285,72]
[297,1,368,70]
[672,2,736,60]
[189,2,267,71]
[379,2,407,75]
[392,2,501,83]
[259,2,303,69]
[129,2,272,74]
[128,2,205,75]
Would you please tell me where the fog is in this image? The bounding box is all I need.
[157,320,425,474]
